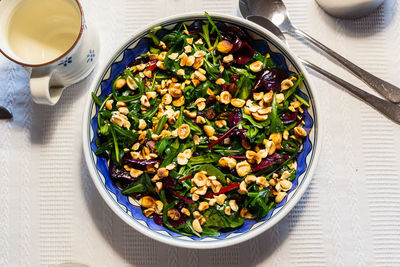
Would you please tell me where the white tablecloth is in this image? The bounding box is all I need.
[1,0,400,266]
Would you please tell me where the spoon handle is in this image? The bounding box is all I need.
[299,58,400,124]
[290,27,400,104]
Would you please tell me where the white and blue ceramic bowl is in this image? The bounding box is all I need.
[82,12,321,249]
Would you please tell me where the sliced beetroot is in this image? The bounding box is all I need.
[121,158,160,170]
[226,108,242,128]
[207,126,238,149]
[252,153,283,172]
[281,110,298,124]
[169,214,188,228]
[255,68,289,92]
[233,41,254,65]
[109,161,133,182]
[153,214,164,226]
[221,25,251,45]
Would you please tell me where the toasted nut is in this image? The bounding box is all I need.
[243,106,251,115]
[193,171,207,187]
[216,78,225,85]
[177,153,188,165]
[251,91,263,100]
[186,37,194,44]
[144,70,152,78]
[257,149,268,159]
[214,194,227,205]
[281,170,291,180]
[138,119,147,130]
[231,98,245,108]
[203,125,215,137]
[190,187,197,194]
[219,91,232,105]
[157,168,169,178]
[155,182,163,193]
[184,45,192,54]
[275,192,287,203]
[240,208,254,219]
[248,103,260,113]
[116,101,127,108]
[195,38,203,45]
[130,151,140,159]
[158,52,167,61]
[191,79,200,87]
[169,87,182,98]
[118,107,129,115]
[276,93,285,104]
[252,112,268,121]
[156,60,167,70]
[281,79,294,91]
[246,150,258,164]
[167,209,181,221]
[245,175,257,184]
[140,95,150,108]
[196,116,206,124]
[168,53,179,60]
[224,206,231,215]
[241,139,252,150]
[236,161,251,177]
[193,211,201,219]
[115,78,126,89]
[209,198,217,206]
[229,199,239,212]
[193,70,206,81]
[217,40,233,53]
[172,96,185,107]
[144,208,155,217]
[256,176,269,188]
[270,133,283,150]
[264,140,276,155]
[192,218,203,233]
[257,107,271,115]
[283,130,289,141]
[105,100,114,110]
[211,180,222,193]
[179,53,188,66]
[140,196,155,208]
[238,180,248,194]
[136,64,146,71]
[154,200,164,215]
[192,193,199,202]
[263,91,273,104]
[249,61,263,72]
[186,55,195,67]
[294,126,307,138]
[130,168,143,178]
[195,186,207,195]
[184,109,197,118]
[215,120,227,128]
[183,149,192,159]
[162,93,172,105]
[181,208,190,216]
[279,180,292,191]
[223,54,234,64]
[178,124,191,139]
[198,202,210,211]
[196,101,206,111]
[193,57,204,69]
[218,157,237,169]
[193,135,200,145]
[177,69,185,76]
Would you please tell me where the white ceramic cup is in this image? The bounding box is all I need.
[0,0,99,105]
[315,0,385,19]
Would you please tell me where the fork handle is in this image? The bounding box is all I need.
[299,58,400,124]
[290,26,400,104]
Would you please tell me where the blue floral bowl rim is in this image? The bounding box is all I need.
[82,12,322,249]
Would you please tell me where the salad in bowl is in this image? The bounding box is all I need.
[83,12,319,248]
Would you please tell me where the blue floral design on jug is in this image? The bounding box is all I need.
[87,49,95,63]
[58,56,72,67]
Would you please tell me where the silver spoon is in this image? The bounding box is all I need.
[0,106,12,119]
[240,0,400,104]
[247,15,400,124]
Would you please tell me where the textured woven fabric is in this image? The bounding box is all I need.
[0,0,399,266]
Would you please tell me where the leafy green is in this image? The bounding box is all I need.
[269,93,284,133]
[198,164,226,183]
